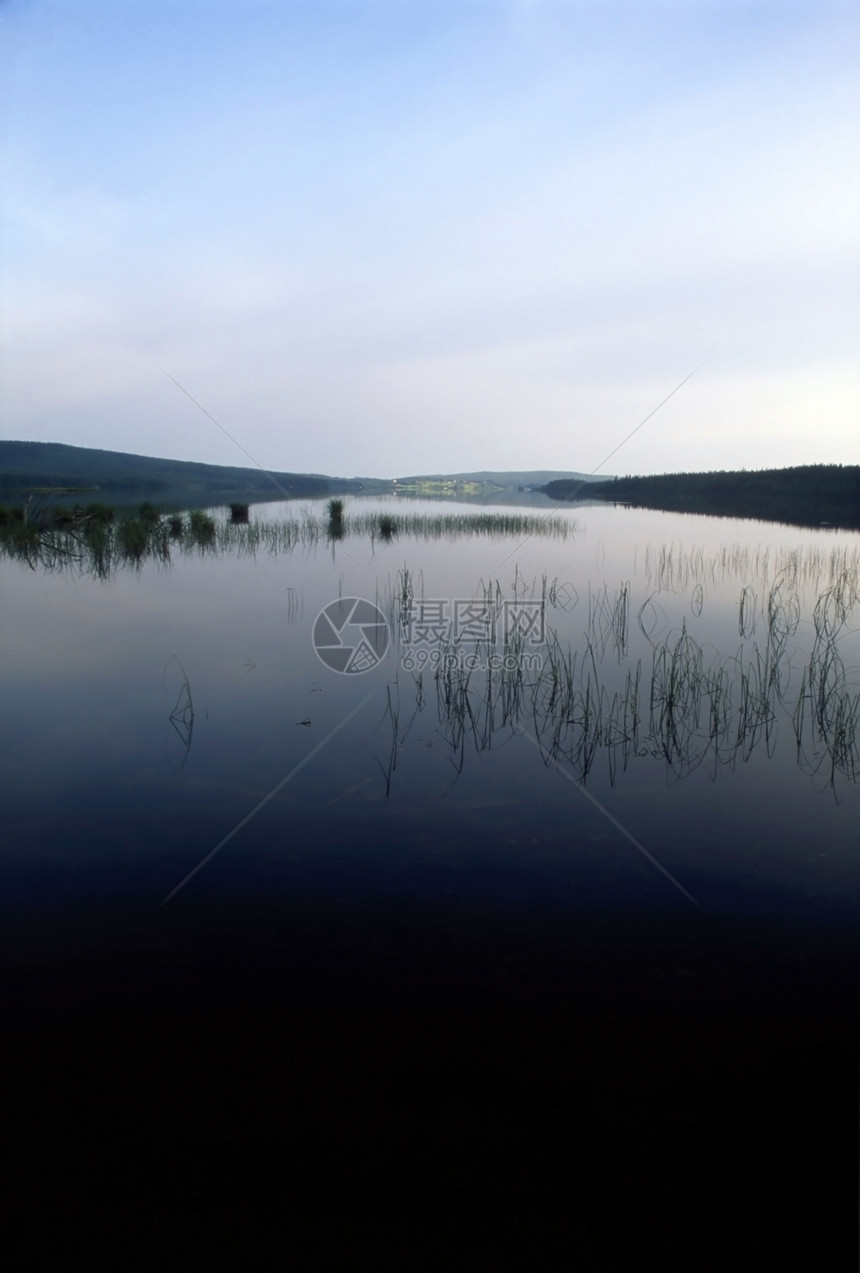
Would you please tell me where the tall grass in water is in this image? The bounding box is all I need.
[327,498,345,540]
[391,568,860,795]
[793,570,860,786]
[375,683,401,796]
[644,540,860,600]
[0,506,226,575]
[187,510,216,545]
[348,510,575,542]
[1,507,579,577]
[586,581,630,660]
[116,516,170,564]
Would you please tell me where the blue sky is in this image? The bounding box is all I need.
[3,1,858,477]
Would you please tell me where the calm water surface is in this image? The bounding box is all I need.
[3,497,859,1023]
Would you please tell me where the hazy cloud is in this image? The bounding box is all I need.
[3,2,858,475]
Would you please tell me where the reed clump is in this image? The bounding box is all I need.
[327,498,345,540]
[187,510,216,545]
[348,510,575,542]
[116,517,152,561]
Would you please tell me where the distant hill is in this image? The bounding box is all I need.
[396,470,602,490]
[0,441,383,507]
[543,465,860,530]
[393,470,606,503]
[0,444,607,510]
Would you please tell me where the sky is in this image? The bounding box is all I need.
[2,1,858,479]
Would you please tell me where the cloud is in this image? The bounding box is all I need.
[3,3,858,475]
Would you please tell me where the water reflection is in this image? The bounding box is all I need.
[2,498,858,923]
[0,505,577,579]
[380,566,860,796]
[163,656,194,770]
[19,509,853,794]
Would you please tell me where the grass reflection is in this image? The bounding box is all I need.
[386,570,860,796]
[0,504,576,577]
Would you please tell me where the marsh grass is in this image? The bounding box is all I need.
[644,540,860,599]
[350,510,575,542]
[375,684,401,795]
[116,517,154,561]
[187,510,216,545]
[587,581,630,660]
[0,505,223,575]
[326,498,345,541]
[793,570,860,785]
[366,552,854,789]
[0,507,578,577]
[373,675,426,795]
[384,566,860,795]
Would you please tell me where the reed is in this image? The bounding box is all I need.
[1,507,580,576]
[116,517,152,561]
[346,510,575,542]
[327,498,345,540]
[187,509,216,545]
[402,567,859,792]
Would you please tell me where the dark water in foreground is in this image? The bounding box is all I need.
[3,500,858,1264]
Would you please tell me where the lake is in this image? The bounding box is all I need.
[3,494,858,1260]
